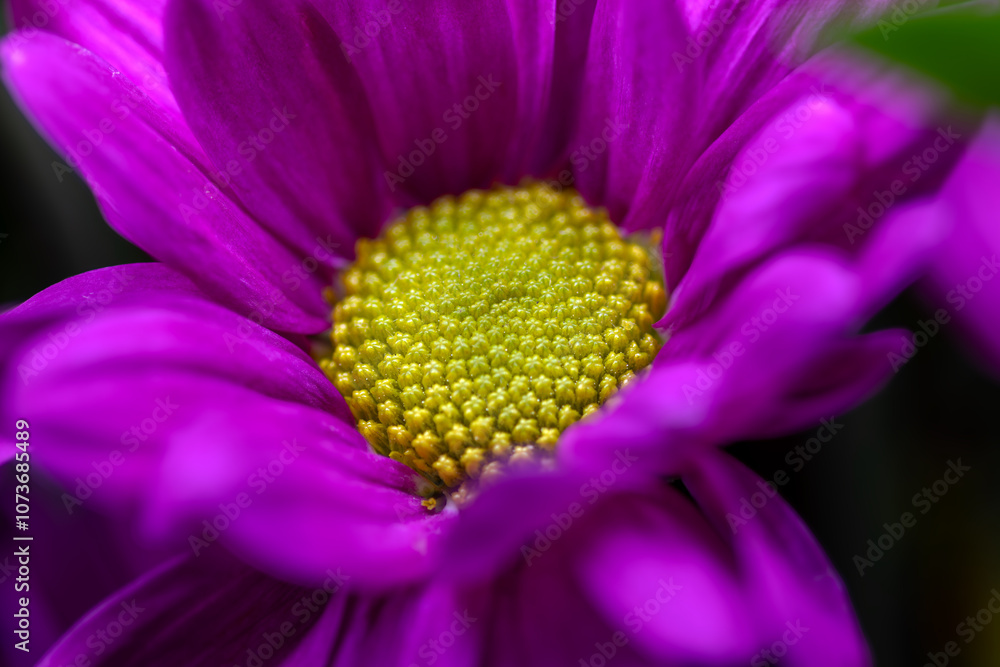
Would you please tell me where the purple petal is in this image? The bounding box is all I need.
[326,584,483,667]
[684,452,871,667]
[570,0,693,223]
[529,0,596,175]
[8,0,178,114]
[0,472,168,664]
[1,34,330,333]
[440,467,601,583]
[570,453,869,666]
[561,252,900,475]
[36,553,332,666]
[572,5,935,291]
[0,265,447,589]
[667,54,958,325]
[571,482,757,663]
[499,0,558,179]
[482,535,660,667]
[675,1,894,134]
[164,0,393,260]
[921,115,1000,376]
[313,0,523,201]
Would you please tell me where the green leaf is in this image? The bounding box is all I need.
[850,7,1000,108]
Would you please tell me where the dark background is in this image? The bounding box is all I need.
[2,24,999,667]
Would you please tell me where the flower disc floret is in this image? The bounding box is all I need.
[323,182,666,499]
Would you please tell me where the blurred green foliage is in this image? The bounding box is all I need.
[851,5,1000,109]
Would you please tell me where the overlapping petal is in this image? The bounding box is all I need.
[684,452,870,667]
[0,264,448,589]
[570,0,694,227]
[667,53,959,324]
[309,0,530,202]
[560,251,911,476]
[164,0,393,261]
[1,34,331,333]
[8,0,177,113]
[35,552,335,666]
[450,452,868,666]
[921,115,1000,376]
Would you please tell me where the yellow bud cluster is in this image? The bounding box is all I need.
[321,182,666,501]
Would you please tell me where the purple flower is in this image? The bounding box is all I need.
[0,0,962,664]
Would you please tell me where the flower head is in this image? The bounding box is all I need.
[0,0,964,664]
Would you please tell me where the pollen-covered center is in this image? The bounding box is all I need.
[322,182,666,502]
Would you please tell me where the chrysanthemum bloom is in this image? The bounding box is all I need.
[0,0,963,664]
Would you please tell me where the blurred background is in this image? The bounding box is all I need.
[1,5,999,667]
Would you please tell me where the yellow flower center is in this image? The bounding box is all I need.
[322,182,666,504]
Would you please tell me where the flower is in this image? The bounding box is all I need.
[0,0,962,664]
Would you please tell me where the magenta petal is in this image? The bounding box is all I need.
[164,0,392,260]
[499,0,557,179]
[483,537,660,667]
[528,0,596,175]
[562,252,898,475]
[658,68,822,287]
[921,115,1000,376]
[676,1,893,127]
[0,265,445,589]
[36,553,327,666]
[1,34,330,333]
[323,584,483,667]
[667,60,954,328]
[684,453,871,667]
[851,198,949,322]
[572,483,756,663]
[440,468,598,583]
[314,0,523,201]
[570,0,692,224]
[8,0,179,114]
[572,454,869,666]
[666,93,861,326]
